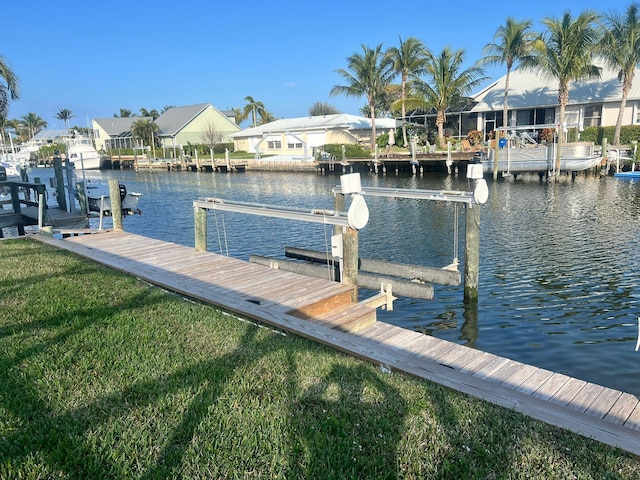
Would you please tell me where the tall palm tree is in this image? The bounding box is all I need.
[414,47,486,149]
[481,18,536,128]
[139,108,160,120]
[385,36,428,146]
[20,112,47,139]
[229,107,243,125]
[0,53,19,122]
[55,108,75,130]
[525,10,601,177]
[242,96,266,127]
[114,108,134,118]
[331,43,394,150]
[600,3,640,145]
[131,118,159,150]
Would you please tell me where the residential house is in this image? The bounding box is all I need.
[229,113,397,159]
[461,61,640,141]
[91,117,152,152]
[154,103,241,158]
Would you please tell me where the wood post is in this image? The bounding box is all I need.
[53,157,67,212]
[464,203,480,302]
[341,226,359,302]
[194,206,207,251]
[108,179,123,231]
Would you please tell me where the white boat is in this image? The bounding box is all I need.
[0,159,21,181]
[66,134,103,170]
[79,181,142,216]
[483,125,603,175]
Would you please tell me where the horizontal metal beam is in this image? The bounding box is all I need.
[332,185,475,204]
[193,198,350,227]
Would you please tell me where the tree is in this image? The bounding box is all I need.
[331,43,394,150]
[308,102,340,116]
[131,118,159,153]
[600,3,640,145]
[385,36,428,146]
[139,108,160,120]
[229,107,243,125]
[201,122,223,155]
[0,54,19,123]
[19,112,48,139]
[258,110,276,125]
[242,96,267,127]
[161,105,175,114]
[114,108,135,118]
[481,18,536,129]
[414,47,486,148]
[525,10,601,177]
[55,108,75,130]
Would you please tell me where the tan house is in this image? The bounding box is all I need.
[154,103,240,157]
[229,113,397,159]
[467,61,640,138]
[91,117,152,152]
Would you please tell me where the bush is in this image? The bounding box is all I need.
[317,144,371,159]
[579,125,640,145]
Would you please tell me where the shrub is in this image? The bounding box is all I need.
[318,144,371,159]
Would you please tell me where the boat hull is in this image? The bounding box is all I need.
[484,142,602,174]
[82,182,141,215]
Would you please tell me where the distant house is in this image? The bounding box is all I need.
[446,61,640,141]
[154,103,241,157]
[91,117,152,152]
[229,113,397,159]
[31,129,68,146]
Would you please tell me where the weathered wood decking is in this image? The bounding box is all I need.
[32,230,640,455]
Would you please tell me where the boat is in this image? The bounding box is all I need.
[0,159,21,182]
[78,180,142,216]
[482,125,603,175]
[614,171,640,179]
[66,133,103,170]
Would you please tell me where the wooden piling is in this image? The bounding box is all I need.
[194,206,207,251]
[464,203,480,302]
[342,226,359,302]
[53,158,67,212]
[108,179,123,231]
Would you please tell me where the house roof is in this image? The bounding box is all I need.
[230,113,398,138]
[93,117,153,136]
[33,129,68,140]
[471,60,640,112]
[154,103,209,136]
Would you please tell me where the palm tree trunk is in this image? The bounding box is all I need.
[370,102,377,151]
[401,73,408,147]
[614,76,632,145]
[503,69,511,127]
[437,110,445,149]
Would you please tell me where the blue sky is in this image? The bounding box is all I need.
[3,0,629,129]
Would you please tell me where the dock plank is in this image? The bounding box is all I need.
[30,231,640,456]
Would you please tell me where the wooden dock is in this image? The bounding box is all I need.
[32,230,640,455]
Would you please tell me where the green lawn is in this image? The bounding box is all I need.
[1,238,638,479]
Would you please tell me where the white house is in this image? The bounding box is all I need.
[230,113,398,158]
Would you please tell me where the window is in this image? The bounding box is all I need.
[287,142,302,149]
[267,140,282,149]
[583,104,602,127]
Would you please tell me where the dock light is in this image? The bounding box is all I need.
[340,173,369,230]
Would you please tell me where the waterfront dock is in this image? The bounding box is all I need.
[32,230,640,455]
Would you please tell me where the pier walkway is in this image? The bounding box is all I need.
[33,230,640,455]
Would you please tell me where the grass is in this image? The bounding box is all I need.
[0,237,639,479]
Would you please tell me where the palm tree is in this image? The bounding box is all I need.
[308,102,340,116]
[229,107,243,125]
[0,53,19,123]
[385,36,428,146]
[526,10,601,177]
[55,108,75,130]
[19,112,48,139]
[114,108,135,118]
[331,43,394,150]
[131,118,159,158]
[242,96,266,127]
[481,18,536,129]
[600,3,640,145]
[139,108,160,120]
[414,47,486,149]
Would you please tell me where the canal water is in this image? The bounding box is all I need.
[19,167,640,395]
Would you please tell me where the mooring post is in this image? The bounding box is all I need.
[108,179,123,231]
[194,206,207,251]
[333,192,344,236]
[341,226,359,302]
[464,203,480,302]
[53,157,67,212]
